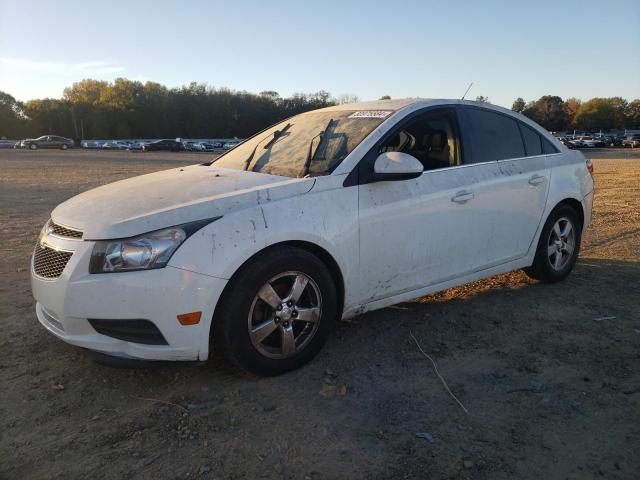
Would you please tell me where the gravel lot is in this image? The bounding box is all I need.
[1,148,638,480]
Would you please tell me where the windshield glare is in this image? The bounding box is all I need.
[212,110,390,178]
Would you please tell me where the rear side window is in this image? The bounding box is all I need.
[542,137,559,154]
[466,108,525,162]
[520,123,543,156]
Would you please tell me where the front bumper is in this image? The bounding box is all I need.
[31,234,227,361]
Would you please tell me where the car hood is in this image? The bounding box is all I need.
[52,165,314,239]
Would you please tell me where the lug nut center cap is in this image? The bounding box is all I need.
[279,304,293,321]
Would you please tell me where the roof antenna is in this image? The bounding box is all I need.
[461,82,473,100]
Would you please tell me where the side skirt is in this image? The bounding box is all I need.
[342,256,532,320]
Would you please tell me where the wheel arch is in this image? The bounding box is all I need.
[208,240,345,347]
[554,197,585,229]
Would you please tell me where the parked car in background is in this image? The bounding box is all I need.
[558,137,576,149]
[574,136,598,148]
[31,99,594,376]
[0,139,17,149]
[82,141,104,149]
[609,136,624,147]
[141,139,183,152]
[622,134,640,148]
[223,140,241,150]
[21,135,74,150]
[601,136,617,147]
[182,141,204,152]
[102,140,131,150]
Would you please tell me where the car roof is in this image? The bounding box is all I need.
[321,98,520,117]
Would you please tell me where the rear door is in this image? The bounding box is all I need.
[463,107,550,261]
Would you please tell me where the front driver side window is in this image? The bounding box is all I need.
[378,109,461,171]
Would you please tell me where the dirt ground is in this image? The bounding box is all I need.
[1,148,638,480]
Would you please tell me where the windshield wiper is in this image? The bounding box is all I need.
[301,119,333,177]
[243,123,292,171]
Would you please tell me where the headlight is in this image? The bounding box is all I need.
[89,218,221,273]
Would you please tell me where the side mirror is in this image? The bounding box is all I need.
[372,151,423,180]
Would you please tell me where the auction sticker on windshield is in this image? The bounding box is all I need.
[348,110,393,119]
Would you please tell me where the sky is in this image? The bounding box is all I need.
[1,0,639,108]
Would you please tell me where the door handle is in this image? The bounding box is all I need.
[528,174,546,186]
[451,191,474,204]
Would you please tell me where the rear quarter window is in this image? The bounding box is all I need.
[542,137,559,154]
[520,123,543,156]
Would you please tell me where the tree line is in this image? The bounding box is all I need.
[0,79,349,140]
[510,95,640,132]
[1,78,638,140]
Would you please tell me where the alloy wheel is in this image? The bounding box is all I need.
[547,217,575,271]
[248,271,322,359]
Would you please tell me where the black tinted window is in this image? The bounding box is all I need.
[542,137,559,154]
[520,124,542,156]
[467,108,525,162]
[377,109,460,171]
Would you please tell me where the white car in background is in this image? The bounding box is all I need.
[182,141,204,152]
[102,140,131,150]
[31,99,594,375]
[223,140,241,150]
[575,136,599,148]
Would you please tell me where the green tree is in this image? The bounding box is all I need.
[475,96,490,103]
[24,99,73,137]
[0,91,28,138]
[337,94,359,104]
[379,95,391,100]
[259,91,281,103]
[511,97,526,113]
[626,99,640,129]
[564,98,582,130]
[574,97,628,131]
[521,96,569,131]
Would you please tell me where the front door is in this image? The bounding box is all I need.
[356,107,505,303]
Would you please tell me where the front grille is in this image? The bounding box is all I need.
[49,220,83,239]
[33,244,73,279]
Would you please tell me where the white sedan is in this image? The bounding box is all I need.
[31,99,594,375]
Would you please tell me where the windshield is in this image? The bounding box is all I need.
[212,110,391,178]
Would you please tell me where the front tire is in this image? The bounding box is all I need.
[524,204,582,283]
[29,144,37,150]
[61,144,68,150]
[213,246,337,376]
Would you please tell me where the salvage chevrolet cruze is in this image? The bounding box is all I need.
[31,99,594,375]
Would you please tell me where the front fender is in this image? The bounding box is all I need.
[168,174,359,309]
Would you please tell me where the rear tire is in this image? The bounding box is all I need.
[524,204,582,283]
[212,246,337,376]
[61,144,68,150]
